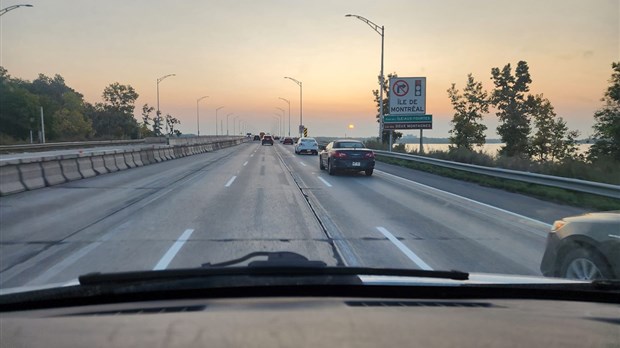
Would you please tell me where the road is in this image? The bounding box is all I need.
[0,141,588,289]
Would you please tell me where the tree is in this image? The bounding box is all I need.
[140,104,155,138]
[372,72,402,144]
[490,61,532,157]
[51,91,93,140]
[28,73,83,140]
[86,83,140,139]
[165,114,181,136]
[0,68,40,142]
[102,83,139,116]
[528,94,579,162]
[588,62,620,161]
[447,74,489,150]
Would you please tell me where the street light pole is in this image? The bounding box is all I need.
[156,74,175,136]
[346,14,386,148]
[196,96,208,136]
[0,4,33,16]
[275,107,285,136]
[279,97,291,136]
[284,77,302,137]
[226,113,233,136]
[233,116,239,135]
[215,106,224,136]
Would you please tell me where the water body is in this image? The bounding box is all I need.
[402,143,592,157]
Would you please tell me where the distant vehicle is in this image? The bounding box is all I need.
[319,140,375,176]
[261,135,274,146]
[253,135,260,141]
[295,137,318,155]
[246,133,252,138]
[274,135,280,141]
[540,211,620,280]
[282,137,294,145]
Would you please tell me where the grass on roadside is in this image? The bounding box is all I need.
[376,155,620,211]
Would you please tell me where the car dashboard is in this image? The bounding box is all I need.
[3,296,618,347]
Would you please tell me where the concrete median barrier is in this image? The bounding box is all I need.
[173,147,183,158]
[41,159,67,186]
[91,155,108,175]
[2,137,246,196]
[124,152,136,168]
[60,157,83,181]
[165,148,175,160]
[153,149,163,162]
[146,149,156,164]
[103,153,119,172]
[78,156,97,178]
[132,151,143,167]
[0,162,26,195]
[158,148,168,161]
[19,160,46,190]
[114,153,128,170]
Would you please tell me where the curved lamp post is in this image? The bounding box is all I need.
[284,77,302,137]
[346,14,385,146]
[157,74,175,136]
[196,96,208,136]
[279,97,291,136]
[0,4,33,16]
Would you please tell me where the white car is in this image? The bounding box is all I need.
[295,137,319,155]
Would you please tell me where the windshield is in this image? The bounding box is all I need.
[0,0,619,296]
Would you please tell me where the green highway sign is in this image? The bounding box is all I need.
[384,115,432,123]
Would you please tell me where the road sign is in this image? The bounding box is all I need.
[303,127,308,137]
[299,125,304,134]
[389,77,426,115]
[383,122,432,130]
[384,115,432,123]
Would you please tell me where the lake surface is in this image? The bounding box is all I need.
[402,143,592,157]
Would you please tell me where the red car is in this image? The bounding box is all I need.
[282,137,294,145]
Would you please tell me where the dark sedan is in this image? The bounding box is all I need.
[540,211,620,280]
[319,140,375,176]
[261,135,274,146]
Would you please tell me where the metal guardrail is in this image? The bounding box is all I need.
[0,139,147,153]
[373,150,620,200]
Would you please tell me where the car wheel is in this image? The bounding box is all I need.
[560,247,613,280]
[319,157,325,170]
[365,169,373,176]
[327,159,335,175]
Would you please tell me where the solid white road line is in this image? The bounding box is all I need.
[225,176,237,187]
[299,161,307,166]
[377,226,433,270]
[375,170,552,228]
[153,229,195,270]
[318,176,332,187]
[243,161,248,166]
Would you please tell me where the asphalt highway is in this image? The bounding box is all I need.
[0,141,588,289]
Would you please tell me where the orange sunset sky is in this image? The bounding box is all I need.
[2,0,618,138]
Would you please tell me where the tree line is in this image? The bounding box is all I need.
[0,67,181,143]
[446,61,619,163]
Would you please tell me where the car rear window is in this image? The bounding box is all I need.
[335,142,364,148]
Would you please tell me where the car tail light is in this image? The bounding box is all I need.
[332,151,348,159]
[364,152,375,159]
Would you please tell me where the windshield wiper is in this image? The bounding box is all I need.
[78,251,469,286]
